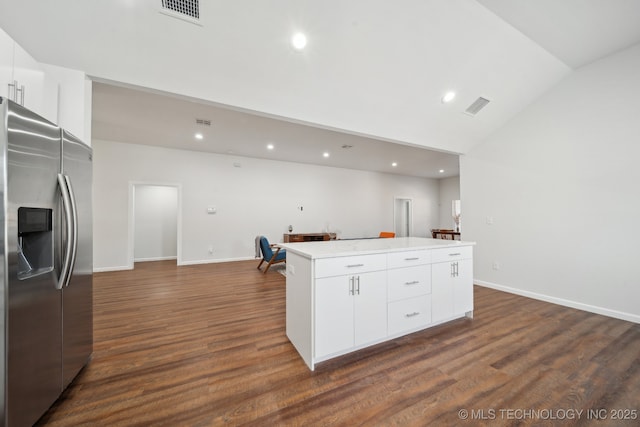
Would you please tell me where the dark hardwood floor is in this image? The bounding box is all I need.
[37,260,640,426]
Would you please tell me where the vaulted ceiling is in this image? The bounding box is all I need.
[1,1,639,178]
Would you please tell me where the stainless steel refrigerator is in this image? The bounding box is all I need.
[0,97,93,426]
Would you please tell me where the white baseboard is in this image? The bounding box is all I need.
[475,279,640,324]
[178,256,256,266]
[94,257,256,272]
[93,265,134,273]
[134,256,177,262]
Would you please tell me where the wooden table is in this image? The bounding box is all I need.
[283,232,337,243]
[431,229,461,240]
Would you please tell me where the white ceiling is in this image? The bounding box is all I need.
[476,0,640,69]
[91,81,461,178]
[2,0,640,178]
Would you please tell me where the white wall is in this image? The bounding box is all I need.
[438,176,460,230]
[93,140,440,271]
[461,43,640,323]
[134,185,178,262]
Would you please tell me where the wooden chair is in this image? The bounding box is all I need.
[379,231,395,238]
[257,236,286,274]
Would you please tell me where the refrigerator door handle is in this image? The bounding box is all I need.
[57,173,75,289]
[65,174,79,286]
[64,175,78,286]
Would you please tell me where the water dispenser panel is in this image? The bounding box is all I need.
[17,207,54,279]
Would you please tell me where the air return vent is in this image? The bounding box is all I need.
[196,118,211,126]
[464,97,490,116]
[161,0,200,21]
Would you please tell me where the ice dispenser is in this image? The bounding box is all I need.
[17,207,54,279]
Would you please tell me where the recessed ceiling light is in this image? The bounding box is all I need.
[442,91,456,103]
[292,32,307,50]
[267,144,274,150]
[392,162,398,167]
[195,133,203,140]
[439,169,445,173]
[323,152,330,158]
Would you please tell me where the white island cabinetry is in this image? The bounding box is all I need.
[431,247,474,323]
[283,237,475,370]
[314,254,387,358]
[386,250,432,335]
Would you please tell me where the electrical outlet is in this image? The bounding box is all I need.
[208,246,213,254]
[492,262,500,270]
[486,216,494,225]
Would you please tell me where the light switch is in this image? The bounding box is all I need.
[486,216,494,225]
[207,207,216,214]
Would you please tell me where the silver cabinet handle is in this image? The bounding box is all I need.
[405,312,420,318]
[349,276,361,295]
[404,280,420,285]
[449,253,461,257]
[450,261,459,277]
[404,257,419,261]
[346,263,364,268]
[8,81,16,101]
[16,84,25,105]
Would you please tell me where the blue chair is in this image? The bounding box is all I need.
[257,236,286,273]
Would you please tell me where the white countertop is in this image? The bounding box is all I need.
[278,237,475,259]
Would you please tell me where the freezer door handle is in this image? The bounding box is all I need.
[57,173,77,289]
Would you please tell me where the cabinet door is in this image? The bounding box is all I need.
[432,260,473,322]
[431,262,455,322]
[12,40,44,114]
[315,276,354,358]
[353,271,387,346]
[1,28,15,100]
[453,259,473,314]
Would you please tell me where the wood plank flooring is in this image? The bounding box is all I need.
[37,260,640,426]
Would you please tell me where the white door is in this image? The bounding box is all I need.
[394,198,413,237]
[133,184,178,262]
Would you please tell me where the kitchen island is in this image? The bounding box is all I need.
[279,237,475,370]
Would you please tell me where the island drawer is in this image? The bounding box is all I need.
[388,295,431,336]
[431,246,473,263]
[314,253,387,278]
[387,265,431,302]
[387,250,431,269]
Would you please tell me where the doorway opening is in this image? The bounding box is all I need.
[394,197,413,237]
[128,183,182,269]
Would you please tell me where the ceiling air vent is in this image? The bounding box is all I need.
[160,0,200,23]
[464,97,490,116]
